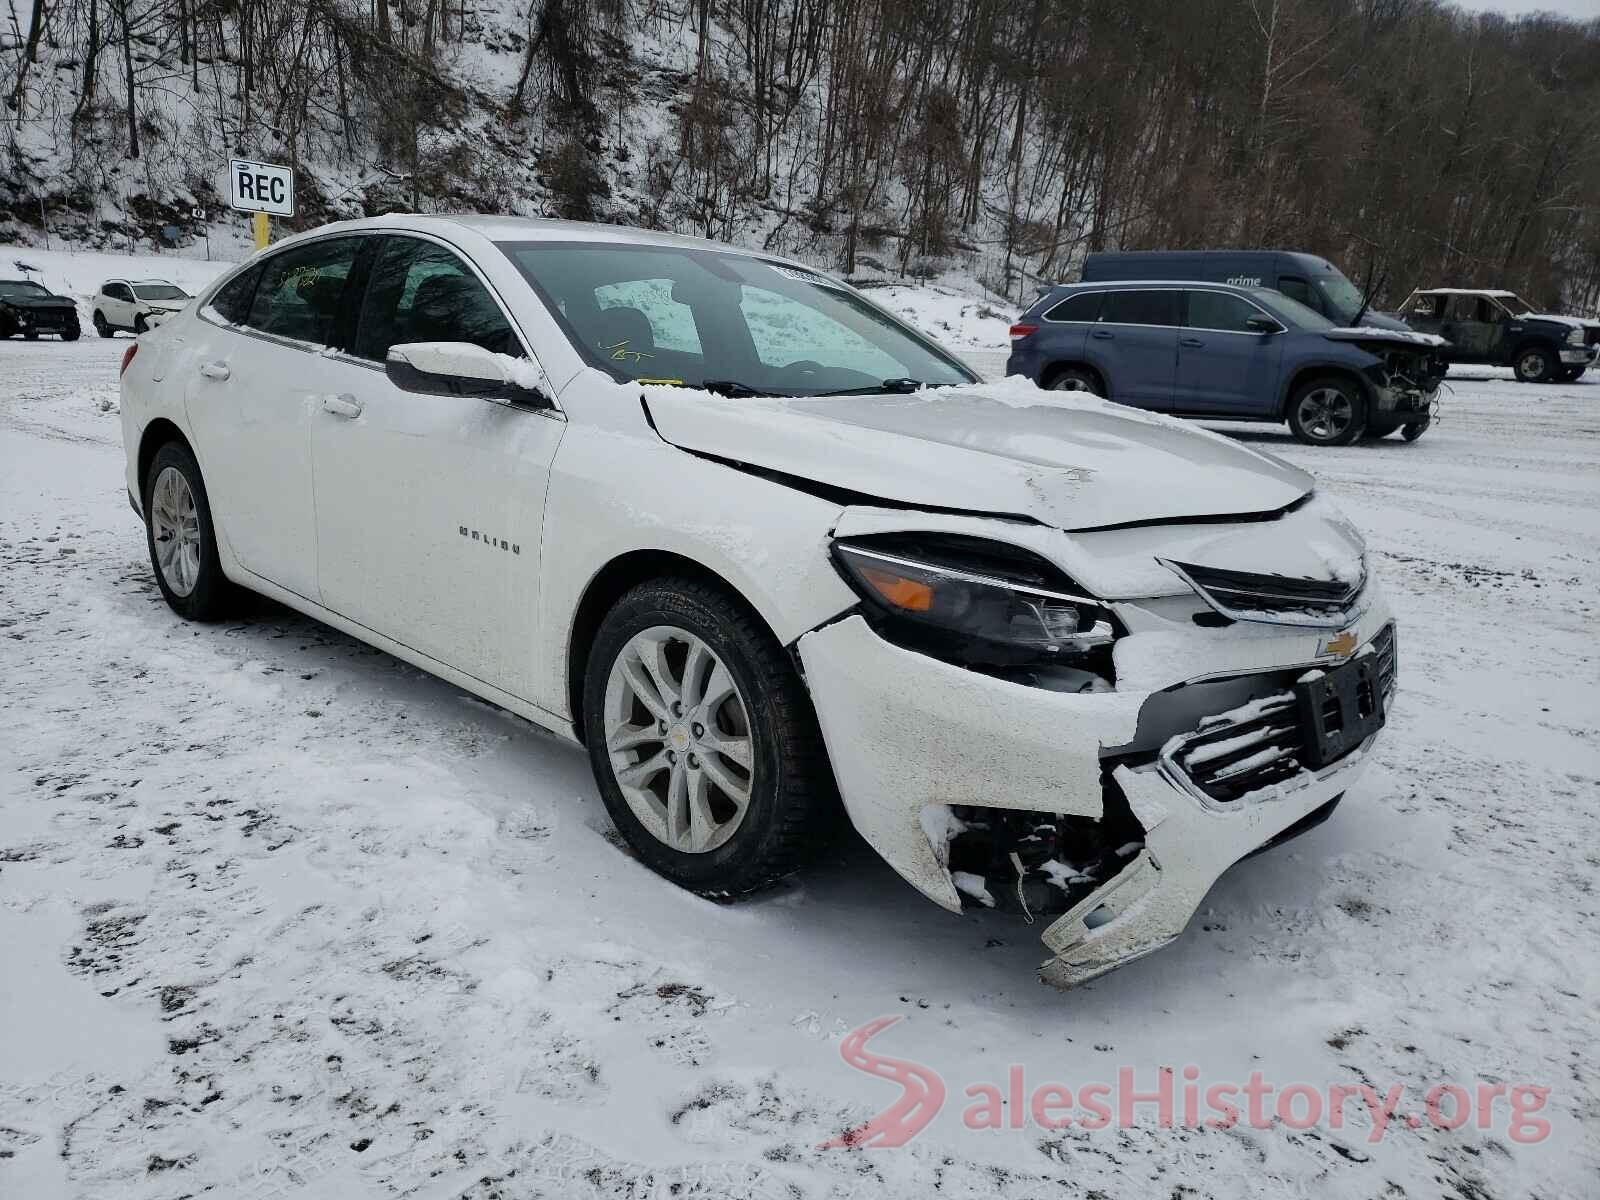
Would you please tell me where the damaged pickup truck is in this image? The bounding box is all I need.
[121,215,1396,988]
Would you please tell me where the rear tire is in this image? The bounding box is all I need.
[62,326,80,342]
[582,577,836,898]
[94,312,113,338]
[1512,345,1558,383]
[143,441,237,622]
[1288,376,1367,446]
[1044,365,1105,397]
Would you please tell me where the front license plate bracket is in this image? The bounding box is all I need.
[1295,655,1385,769]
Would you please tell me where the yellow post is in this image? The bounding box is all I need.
[252,211,270,251]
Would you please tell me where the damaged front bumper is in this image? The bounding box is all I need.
[796,589,1395,987]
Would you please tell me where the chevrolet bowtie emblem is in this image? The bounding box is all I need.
[1321,629,1358,657]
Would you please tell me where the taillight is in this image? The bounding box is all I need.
[120,343,139,376]
[1009,323,1039,341]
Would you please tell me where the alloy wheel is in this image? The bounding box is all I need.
[602,626,755,854]
[150,466,202,596]
[1297,387,1354,441]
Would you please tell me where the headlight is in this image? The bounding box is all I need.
[1568,328,1585,346]
[831,536,1117,665]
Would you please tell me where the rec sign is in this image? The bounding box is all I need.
[228,158,295,217]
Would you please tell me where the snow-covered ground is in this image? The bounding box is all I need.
[2,297,1597,1198]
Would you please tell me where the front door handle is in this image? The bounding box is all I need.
[321,393,364,419]
[199,361,230,381]
[1090,329,1114,340]
[1179,337,1205,348]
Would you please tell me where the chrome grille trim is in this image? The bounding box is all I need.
[1159,558,1368,629]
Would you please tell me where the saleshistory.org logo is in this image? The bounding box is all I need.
[819,1017,1553,1148]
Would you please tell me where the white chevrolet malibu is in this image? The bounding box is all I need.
[119,215,1395,985]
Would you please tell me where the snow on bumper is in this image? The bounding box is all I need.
[796,601,1393,985]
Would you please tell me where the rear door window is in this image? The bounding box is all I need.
[1184,291,1263,333]
[244,237,363,347]
[353,236,523,362]
[206,265,264,326]
[1044,292,1103,322]
[1100,289,1179,327]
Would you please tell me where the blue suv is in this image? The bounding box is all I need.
[1006,281,1445,445]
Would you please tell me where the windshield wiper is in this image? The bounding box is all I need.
[697,379,786,398]
[815,377,929,397]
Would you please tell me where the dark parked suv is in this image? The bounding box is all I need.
[0,277,81,340]
[1398,288,1598,383]
[1006,281,1446,445]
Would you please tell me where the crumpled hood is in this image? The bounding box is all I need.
[641,379,1314,531]
[1324,326,1447,350]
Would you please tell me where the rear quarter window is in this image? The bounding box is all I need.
[1044,292,1102,322]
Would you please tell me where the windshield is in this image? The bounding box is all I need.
[498,242,975,395]
[0,280,48,298]
[1316,273,1366,322]
[133,283,189,301]
[1252,288,1334,331]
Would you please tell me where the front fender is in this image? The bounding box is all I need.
[533,379,859,720]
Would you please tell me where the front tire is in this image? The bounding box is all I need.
[1288,376,1367,446]
[143,442,236,621]
[1513,345,1557,383]
[582,577,835,897]
[134,313,149,335]
[1401,415,1431,441]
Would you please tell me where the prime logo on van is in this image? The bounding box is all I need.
[1226,275,1264,286]
[459,525,521,554]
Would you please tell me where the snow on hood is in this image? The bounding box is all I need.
[1325,326,1448,348]
[641,377,1314,531]
[1519,312,1599,331]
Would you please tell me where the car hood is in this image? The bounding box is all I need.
[1345,309,1411,332]
[2,294,74,310]
[1324,326,1448,350]
[1518,312,1597,332]
[641,379,1314,531]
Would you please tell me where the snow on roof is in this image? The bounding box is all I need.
[1415,287,1519,297]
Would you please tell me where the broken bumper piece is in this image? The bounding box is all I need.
[796,607,1393,987]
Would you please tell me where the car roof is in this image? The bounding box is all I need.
[270,213,797,261]
[1051,279,1261,291]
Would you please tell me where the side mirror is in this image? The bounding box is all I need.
[385,342,553,410]
[1245,315,1283,334]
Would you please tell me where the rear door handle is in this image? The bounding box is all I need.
[321,393,364,419]
[1179,337,1205,348]
[1090,329,1114,340]
[199,361,230,381]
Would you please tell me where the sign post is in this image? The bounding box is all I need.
[228,158,295,251]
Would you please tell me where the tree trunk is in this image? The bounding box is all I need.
[118,0,139,158]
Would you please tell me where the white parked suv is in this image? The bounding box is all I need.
[118,215,1396,985]
[93,278,193,336]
